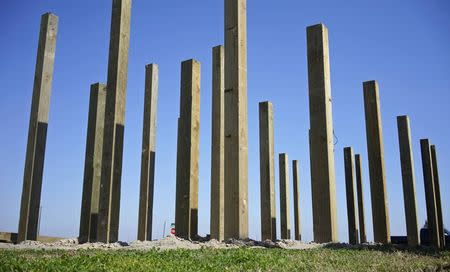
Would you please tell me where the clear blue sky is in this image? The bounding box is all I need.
[0,0,449,242]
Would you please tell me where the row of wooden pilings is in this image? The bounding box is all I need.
[15,0,445,249]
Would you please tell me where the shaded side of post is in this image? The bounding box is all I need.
[175,60,201,240]
[137,64,159,241]
[18,13,58,243]
[420,139,440,248]
[363,80,390,244]
[258,101,276,241]
[344,147,359,244]
[98,0,132,243]
[430,145,445,248]
[210,46,225,241]
[396,116,419,247]
[224,0,249,240]
[306,23,338,243]
[293,160,302,241]
[279,153,291,239]
[355,154,367,243]
[79,83,106,243]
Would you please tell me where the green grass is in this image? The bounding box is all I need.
[1,247,449,272]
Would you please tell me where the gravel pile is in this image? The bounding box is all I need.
[0,236,322,251]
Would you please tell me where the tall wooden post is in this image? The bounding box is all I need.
[210,46,225,241]
[430,145,445,248]
[363,80,390,244]
[344,147,359,244]
[279,153,291,239]
[79,83,106,243]
[355,154,367,243]
[258,101,276,241]
[97,0,132,243]
[306,23,338,243]
[293,160,302,241]
[175,60,201,240]
[224,0,249,240]
[137,64,159,241]
[18,13,58,243]
[396,116,419,246]
[420,139,440,248]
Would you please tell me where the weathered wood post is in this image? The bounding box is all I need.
[293,160,302,241]
[430,145,445,249]
[137,64,159,241]
[18,12,58,243]
[258,101,276,241]
[363,80,390,244]
[224,0,249,240]
[97,0,131,243]
[306,23,338,243]
[210,46,225,241]
[344,147,359,244]
[279,153,291,239]
[355,154,367,243]
[79,83,106,243]
[175,60,201,240]
[420,139,440,248]
[396,116,420,246]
